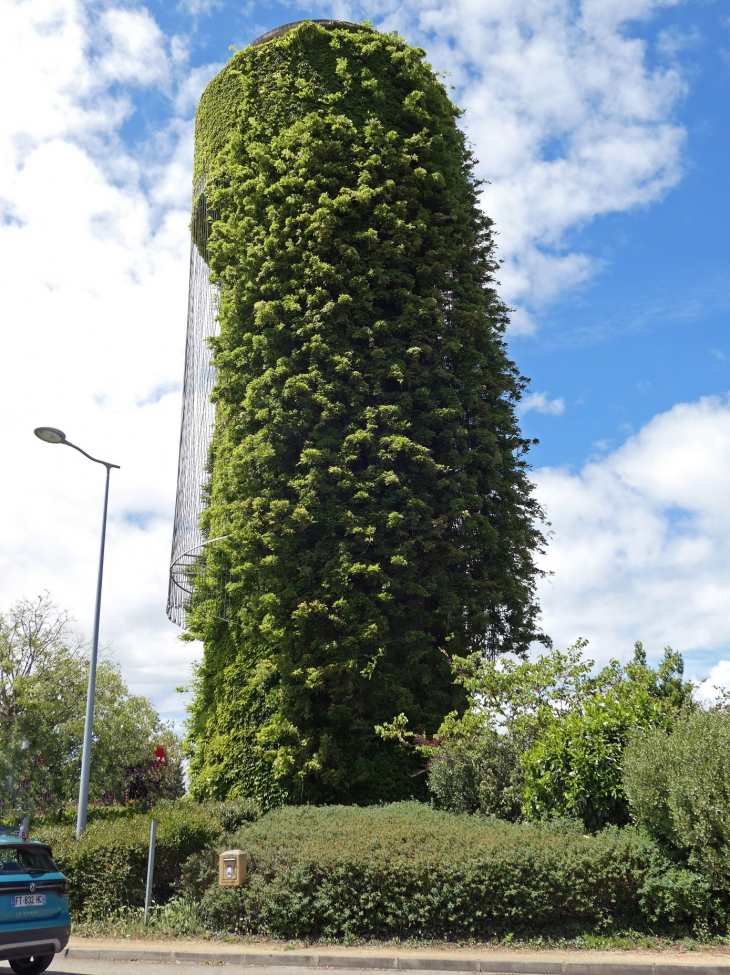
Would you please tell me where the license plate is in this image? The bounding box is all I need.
[12,894,46,908]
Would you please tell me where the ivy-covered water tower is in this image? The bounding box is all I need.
[167,19,547,807]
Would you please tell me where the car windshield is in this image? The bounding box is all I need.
[0,846,58,874]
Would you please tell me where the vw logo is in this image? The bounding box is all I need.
[29,883,36,893]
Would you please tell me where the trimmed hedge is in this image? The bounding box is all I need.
[33,800,728,936]
[198,803,707,939]
[35,804,229,919]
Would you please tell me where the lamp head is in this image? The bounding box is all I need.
[34,427,66,444]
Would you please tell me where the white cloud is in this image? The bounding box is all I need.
[520,391,566,416]
[173,62,225,116]
[534,394,730,668]
[657,24,702,58]
[313,0,690,319]
[178,0,226,16]
[0,0,223,726]
[694,659,730,704]
[95,8,170,88]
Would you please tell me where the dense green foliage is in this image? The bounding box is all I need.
[522,645,692,830]
[30,800,729,938]
[0,595,183,816]
[186,21,547,806]
[624,709,730,883]
[194,804,720,939]
[33,800,258,919]
[382,641,693,829]
[427,732,523,819]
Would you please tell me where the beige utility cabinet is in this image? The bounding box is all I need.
[219,849,247,887]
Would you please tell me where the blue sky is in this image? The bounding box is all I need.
[517,1,730,469]
[2,0,730,726]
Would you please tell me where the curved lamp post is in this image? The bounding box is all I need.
[34,427,120,839]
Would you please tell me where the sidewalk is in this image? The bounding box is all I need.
[63,938,730,975]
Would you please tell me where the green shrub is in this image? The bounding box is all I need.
[198,802,668,939]
[34,797,260,833]
[521,646,693,831]
[638,866,727,933]
[427,732,523,818]
[33,799,728,937]
[36,805,223,919]
[521,695,635,831]
[624,709,730,883]
[198,798,261,833]
[174,800,261,901]
[33,802,149,828]
[384,643,693,832]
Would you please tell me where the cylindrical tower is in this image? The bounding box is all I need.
[169,20,547,807]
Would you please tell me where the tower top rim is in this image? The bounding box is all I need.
[249,20,366,48]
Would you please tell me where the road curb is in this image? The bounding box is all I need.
[60,947,730,975]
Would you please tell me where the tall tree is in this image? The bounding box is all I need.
[185,21,548,806]
[0,594,182,816]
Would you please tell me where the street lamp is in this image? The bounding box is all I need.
[34,426,120,839]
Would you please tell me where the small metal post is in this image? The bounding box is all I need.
[144,819,157,925]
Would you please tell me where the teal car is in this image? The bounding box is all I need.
[0,829,70,975]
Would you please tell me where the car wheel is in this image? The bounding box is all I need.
[9,954,54,975]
